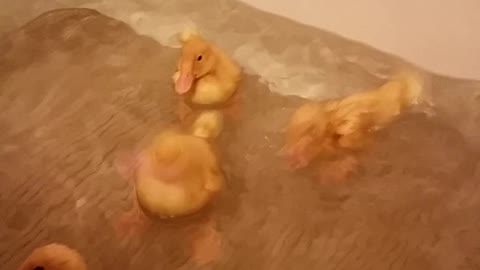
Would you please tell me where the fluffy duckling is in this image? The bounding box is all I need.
[135,128,224,219]
[17,243,87,270]
[172,29,241,108]
[115,110,225,231]
[114,111,225,265]
[284,72,425,175]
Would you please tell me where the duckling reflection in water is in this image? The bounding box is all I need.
[114,110,225,265]
[283,72,428,182]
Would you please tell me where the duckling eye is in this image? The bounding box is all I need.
[197,55,203,61]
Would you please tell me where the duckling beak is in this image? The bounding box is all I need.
[175,67,194,95]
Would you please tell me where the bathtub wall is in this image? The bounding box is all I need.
[240,0,480,80]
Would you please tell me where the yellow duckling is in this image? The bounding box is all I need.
[116,110,224,226]
[283,72,425,181]
[114,112,226,265]
[172,29,241,106]
[17,243,87,270]
[136,131,223,218]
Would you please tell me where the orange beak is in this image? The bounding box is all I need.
[175,62,194,95]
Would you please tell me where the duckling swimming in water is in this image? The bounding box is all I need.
[17,243,87,270]
[114,110,225,265]
[172,29,242,121]
[173,30,241,105]
[283,72,426,181]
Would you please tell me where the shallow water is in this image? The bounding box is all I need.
[1,8,480,270]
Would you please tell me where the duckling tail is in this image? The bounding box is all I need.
[374,70,428,112]
[191,110,224,140]
[392,70,425,107]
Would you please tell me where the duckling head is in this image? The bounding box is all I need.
[175,34,217,95]
[17,243,87,270]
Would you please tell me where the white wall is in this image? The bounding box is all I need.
[240,0,480,80]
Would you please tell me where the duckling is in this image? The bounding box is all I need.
[114,111,225,265]
[173,30,241,105]
[283,72,426,180]
[17,243,87,270]
[172,30,242,121]
[135,128,224,219]
[114,110,225,232]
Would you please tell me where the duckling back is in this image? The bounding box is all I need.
[191,110,224,139]
[137,130,223,218]
[376,71,424,109]
[333,72,424,131]
[136,169,212,218]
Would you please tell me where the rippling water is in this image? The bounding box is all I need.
[1,5,480,270]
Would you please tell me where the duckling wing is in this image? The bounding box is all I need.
[330,99,372,137]
[193,75,235,105]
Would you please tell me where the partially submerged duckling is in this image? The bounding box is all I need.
[283,72,427,181]
[116,110,224,222]
[17,243,87,270]
[114,111,225,265]
[135,128,224,219]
